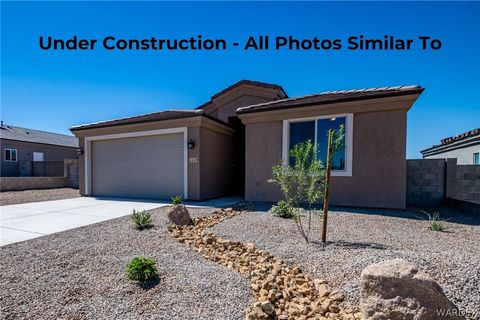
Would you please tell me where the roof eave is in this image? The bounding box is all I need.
[70,113,233,132]
[421,134,480,154]
[0,137,78,149]
[236,88,424,115]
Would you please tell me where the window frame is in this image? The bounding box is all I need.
[4,148,18,162]
[282,113,353,177]
[474,152,480,165]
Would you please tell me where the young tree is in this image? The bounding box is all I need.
[270,140,324,242]
[321,125,345,243]
[269,125,344,244]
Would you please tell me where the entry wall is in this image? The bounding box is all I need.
[244,109,408,209]
[199,126,235,199]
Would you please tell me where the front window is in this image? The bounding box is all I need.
[289,121,315,165]
[474,152,480,165]
[316,117,346,170]
[284,114,352,175]
[4,148,17,162]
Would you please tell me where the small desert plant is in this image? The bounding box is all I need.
[171,195,183,205]
[131,209,152,230]
[125,257,159,283]
[271,200,294,218]
[423,211,447,232]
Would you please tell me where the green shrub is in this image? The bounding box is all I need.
[131,209,152,230]
[271,200,294,218]
[171,195,183,205]
[427,212,447,232]
[125,257,159,283]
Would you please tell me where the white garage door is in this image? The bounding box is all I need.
[91,133,184,199]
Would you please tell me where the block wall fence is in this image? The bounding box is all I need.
[0,159,79,191]
[406,158,480,212]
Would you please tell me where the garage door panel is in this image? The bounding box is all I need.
[91,133,184,199]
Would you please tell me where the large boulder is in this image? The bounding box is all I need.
[167,204,193,226]
[360,259,464,320]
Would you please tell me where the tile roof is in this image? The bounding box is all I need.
[195,80,287,109]
[0,124,78,148]
[70,109,229,131]
[70,82,424,131]
[421,128,480,153]
[236,85,424,114]
[440,128,480,145]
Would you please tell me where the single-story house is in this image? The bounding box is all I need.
[1,123,79,177]
[421,128,480,165]
[71,80,423,209]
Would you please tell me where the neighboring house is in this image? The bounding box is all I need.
[421,129,480,165]
[71,80,423,209]
[0,123,79,177]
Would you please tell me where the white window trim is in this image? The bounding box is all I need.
[282,113,353,177]
[4,148,18,162]
[84,127,188,199]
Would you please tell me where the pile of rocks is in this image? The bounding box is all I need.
[169,209,360,320]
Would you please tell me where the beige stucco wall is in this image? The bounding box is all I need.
[187,126,201,200]
[244,121,283,201]
[73,116,233,201]
[241,95,417,209]
[216,95,276,123]
[202,85,284,123]
[330,110,406,208]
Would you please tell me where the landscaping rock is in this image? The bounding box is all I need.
[167,204,193,225]
[260,301,275,315]
[360,259,464,320]
[169,208,356,320]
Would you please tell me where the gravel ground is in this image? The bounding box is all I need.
[0,188,80,206]
[210,205,480,318]
[0,207,251,320]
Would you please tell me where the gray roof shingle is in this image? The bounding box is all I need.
[0,124,78,148]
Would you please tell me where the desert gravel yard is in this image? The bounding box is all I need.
[0,207,250,320]
[1,203,479,319]
[0,188,80,206]
[211,206,480,319]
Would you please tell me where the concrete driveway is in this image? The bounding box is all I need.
[0,196,241,246]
